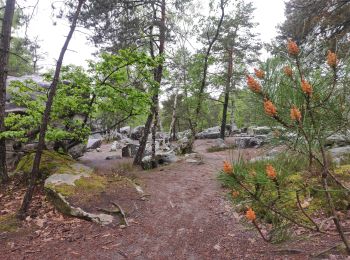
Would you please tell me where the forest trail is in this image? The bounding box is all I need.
[1,139,334,259]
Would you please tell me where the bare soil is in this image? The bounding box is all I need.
[0,138,347,259]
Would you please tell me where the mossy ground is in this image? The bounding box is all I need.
[0,214,21,233]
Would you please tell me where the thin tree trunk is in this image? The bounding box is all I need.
[220,48,233,139]
[17,0,85,219]
[192,0,225,139]
[0,0,16,184]
[134,0,166,167]
[169,84,179,141]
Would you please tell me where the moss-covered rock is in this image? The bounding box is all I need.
[15,150,74,177]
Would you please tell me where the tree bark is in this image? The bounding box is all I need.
[133,0,166,167]
[220,48,233,139]
[169,84,179,141]
[17,0,85,219]
[0,0,16,184]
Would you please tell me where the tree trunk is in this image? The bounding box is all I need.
[192,0,225,140]
[220,48,233,139]
[17,0,85,219]
[133,0,166,167]
[169,84,179,141]
[0,0,16,184]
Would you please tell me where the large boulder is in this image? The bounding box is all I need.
[122,143,139,157]
[176,137,192,154]
[16,151,121,225]
[177,129,191,140]
[196,126,221,139]
[141,150,177,170]
[120,126,131,136]
[68,143,86,159]
[325,134,350,148]
[87,137,102,150]
[329,146,350,162]
[247,126,271,136]
[131,125,145,140]
[233,135,267,148]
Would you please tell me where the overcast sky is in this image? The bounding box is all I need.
[23,0,285,71]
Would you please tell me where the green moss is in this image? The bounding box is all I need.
[0,214,21,232]
[16,150,74,177]
[46,175,107,198]
[45,183,76,197]
[74,175,107,192]
[334,164,350,182]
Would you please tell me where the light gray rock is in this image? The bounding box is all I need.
[131,125,145,140]
[87,138,102,150]
[233,135,267,148]
[325,134,350,147]
[120,126,131,136]
[213,138,228,149]
[105,155,122,160]
[247,126,271,136]
[196,126,221,139]
[329,146,350,161]
[121,143,139,157]
[68,143,86,159]
[176,137,192,154]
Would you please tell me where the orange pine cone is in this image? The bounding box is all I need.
[301,80,313,96]
[290,105,302,122]
[283,66,293,77]
[327,50,337,68]
[254,68,265,79]
[246,75,261,93]
[264,99,277,117]
[287,39,300,56]
[266,164,277,179]
[223,161,233,174]
[246,208,256,221]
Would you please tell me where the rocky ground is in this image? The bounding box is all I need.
[0,138,348,259]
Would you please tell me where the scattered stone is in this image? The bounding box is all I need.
[105,155,122,160]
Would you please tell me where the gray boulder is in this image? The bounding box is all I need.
[176,137,192,154]
[247,126,271,136]
[68,143,86,159]
[233,135,267,148]
[196,126,221,139]
[325,134,350,147]
[329,146,350,161]
[131,125,145,140]
[120,126,131,136]
[87,138,102,150]
[141,150,177,169]
[213,138,228,149]
[122,143,139,157]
